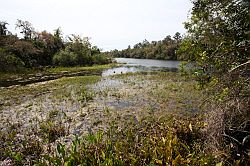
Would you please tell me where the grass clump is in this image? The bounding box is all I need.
[39,110,68,143]
[78,88,94,103]
[39,121,66,143]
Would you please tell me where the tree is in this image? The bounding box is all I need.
[33,30,64,66]
[15,19,35,40]
[0,48,24,72]
[183,0,250,162]
[0,21,10,36]
[173,32,181,43]
[7,40,41,67]
[91,46,101,55]
[142,39,150,47]
[163,35,173,44]
[52,49,77,66]
[53,35,94,66]
[184,0,249,85]
[109,32,184,60]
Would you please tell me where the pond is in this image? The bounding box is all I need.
[102,58,181,76]
[0,58,181,87]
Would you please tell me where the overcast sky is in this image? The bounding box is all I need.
[0,0,192,51]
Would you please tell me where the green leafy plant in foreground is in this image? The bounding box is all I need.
[36,115,215,166]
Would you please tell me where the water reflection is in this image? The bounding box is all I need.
[115,58,180,68]
[102,66,139,76]
[102,58,180,76]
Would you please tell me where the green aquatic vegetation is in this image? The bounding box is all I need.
[0,121,44,165]
[0,64,117,82]
[78,89,95,103]
[0,76,101,106]
[0,72,219,165]
[39,121,67,143]
[47,64,117,73]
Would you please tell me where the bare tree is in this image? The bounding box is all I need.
[15,19,35,40]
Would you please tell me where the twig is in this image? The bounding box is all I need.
[222,133,242,145]
[229,128,250,134]
[229,60,250,73]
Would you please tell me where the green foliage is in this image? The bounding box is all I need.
[77,87,95,107]
[34,30,64,66]
[0,20,112,71]
[0,48,24,72]
[92,53,111,65]
[38,115,214,166]
[65,35,92,66]
[108,32,184,60]
[52,49,78,66]
[177,38,198,61]
[184,0,249,83]
[181,0,250,164]
[6,39,42,67]
[39,121,66,143]
[52,35,111,67]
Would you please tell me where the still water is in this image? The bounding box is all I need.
[0,58,180,87]
[102,58,180,76]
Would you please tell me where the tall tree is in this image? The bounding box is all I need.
[183,0,250,161]
[15,19,35,40]
[173,32,181,43]
[0,21,10,36]
[184,0,249,84]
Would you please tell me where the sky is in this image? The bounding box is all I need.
[0,0,193,51]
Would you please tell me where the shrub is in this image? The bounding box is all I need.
[92,54,111,65]
[52,49,77,67]
[0,48,24,72]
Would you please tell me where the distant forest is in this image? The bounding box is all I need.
[0,20,111,72]
[107,32,187,60]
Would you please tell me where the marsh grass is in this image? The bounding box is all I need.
[0,76,101,106]
[39,121,66,143]
[0,72,230,165]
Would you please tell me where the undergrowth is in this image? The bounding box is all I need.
[33,114,215,166]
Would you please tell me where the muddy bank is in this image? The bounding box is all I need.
[0,70,102,88]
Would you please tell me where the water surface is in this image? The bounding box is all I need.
[102,58,180,76]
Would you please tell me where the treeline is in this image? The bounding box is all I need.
[108,32,186,60]
[0,20,111,72]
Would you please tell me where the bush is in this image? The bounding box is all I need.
[0,48,24,72]
[92,54,111,65]
[52,49,78,67]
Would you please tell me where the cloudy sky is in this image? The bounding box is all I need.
[0,0,192,51]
